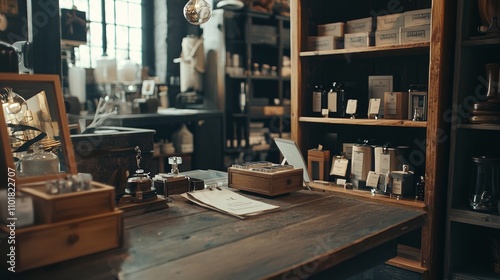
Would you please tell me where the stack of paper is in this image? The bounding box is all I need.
[181,187,279,219]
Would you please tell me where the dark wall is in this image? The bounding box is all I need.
[166,0,201,82]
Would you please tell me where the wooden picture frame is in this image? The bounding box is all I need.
[0,74,77,187]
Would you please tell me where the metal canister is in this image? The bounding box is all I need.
[390,165,415,199]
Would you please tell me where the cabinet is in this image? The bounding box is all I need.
[290,0,455,278]
[202,9,291,166]
[444,0,500,279]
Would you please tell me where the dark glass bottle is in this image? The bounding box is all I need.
[337,82,347,117]
[312,84,324,116]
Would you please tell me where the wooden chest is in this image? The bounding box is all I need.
[228,167,303,196]
[70,127,156,197]
[1,210,122,272]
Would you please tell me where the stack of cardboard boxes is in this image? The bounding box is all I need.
[306,8,431,51]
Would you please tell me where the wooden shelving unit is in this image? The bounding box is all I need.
[444,0,500,279]
[290,0,456,278]
[202,9,291,167]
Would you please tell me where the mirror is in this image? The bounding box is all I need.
[0,74,77,186]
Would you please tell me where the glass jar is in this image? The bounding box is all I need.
[20,144,60,176]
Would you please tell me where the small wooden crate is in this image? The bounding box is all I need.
[228,167,303,196]
[1,209,122,272]
[20,181,115,224]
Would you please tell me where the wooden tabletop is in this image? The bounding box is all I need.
[12,190,425,280]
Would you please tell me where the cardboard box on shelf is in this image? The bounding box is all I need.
[307,36,342,51]
[346,17,374,33]
[404,8,431,27]
[318,22,345,37]
[375,29,400,46]
[376,13,404,31]
[345,32,373,49]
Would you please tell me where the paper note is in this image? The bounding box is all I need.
[181,187,279,219]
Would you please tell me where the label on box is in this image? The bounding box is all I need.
[376,13,404,31]
[404,8,431,27]
[345,32,372,48]
[385,92,398,115]
[318,22,345,37]
[375,29,400,46]
[400,24,431,44]
[346,17,373,33]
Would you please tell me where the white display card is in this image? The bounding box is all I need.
[366,171,380,187]
[330,157,349,177]
[346,99,358,115]
[368,98,381,116]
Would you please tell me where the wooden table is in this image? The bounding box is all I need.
[11,190,425,280]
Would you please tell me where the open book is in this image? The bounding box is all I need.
[181,187,279,219]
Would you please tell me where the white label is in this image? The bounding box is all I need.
[366,171,380,187]
[392,178,402,195]
[312,91,322,112]
[386,93,397,115]
[352,151,364,180]
[328,91,337,112]
[379,154,391,173]
[331,158,349,177]
[346,99,357,115]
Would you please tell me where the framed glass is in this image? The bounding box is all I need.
[0,74,77,186]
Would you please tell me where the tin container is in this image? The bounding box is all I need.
[390,165,415,199]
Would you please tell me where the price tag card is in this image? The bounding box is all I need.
[368,98,381,116]
[366,171,380,188]
[330,157,349,177]
[346,99,357,115]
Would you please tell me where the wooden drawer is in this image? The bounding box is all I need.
[20,181,115,224]
[1,210,122,272]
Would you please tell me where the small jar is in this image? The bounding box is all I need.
[20,144,60,176]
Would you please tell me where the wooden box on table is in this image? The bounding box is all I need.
[228,166,303,196]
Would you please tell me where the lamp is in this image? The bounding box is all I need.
[183,0,212,25]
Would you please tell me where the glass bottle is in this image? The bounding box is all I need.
[312,84,324,115]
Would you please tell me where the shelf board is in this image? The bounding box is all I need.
[308,182,426,210]
[250,75,281,81]
[462,36,500,47]
[299,117,427,128]
[452,270,500,280]
[386,245,425,274]
[458,123,500,131]
[299,42,430,58]
[226,74,291,81]
[449,208,500,229]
